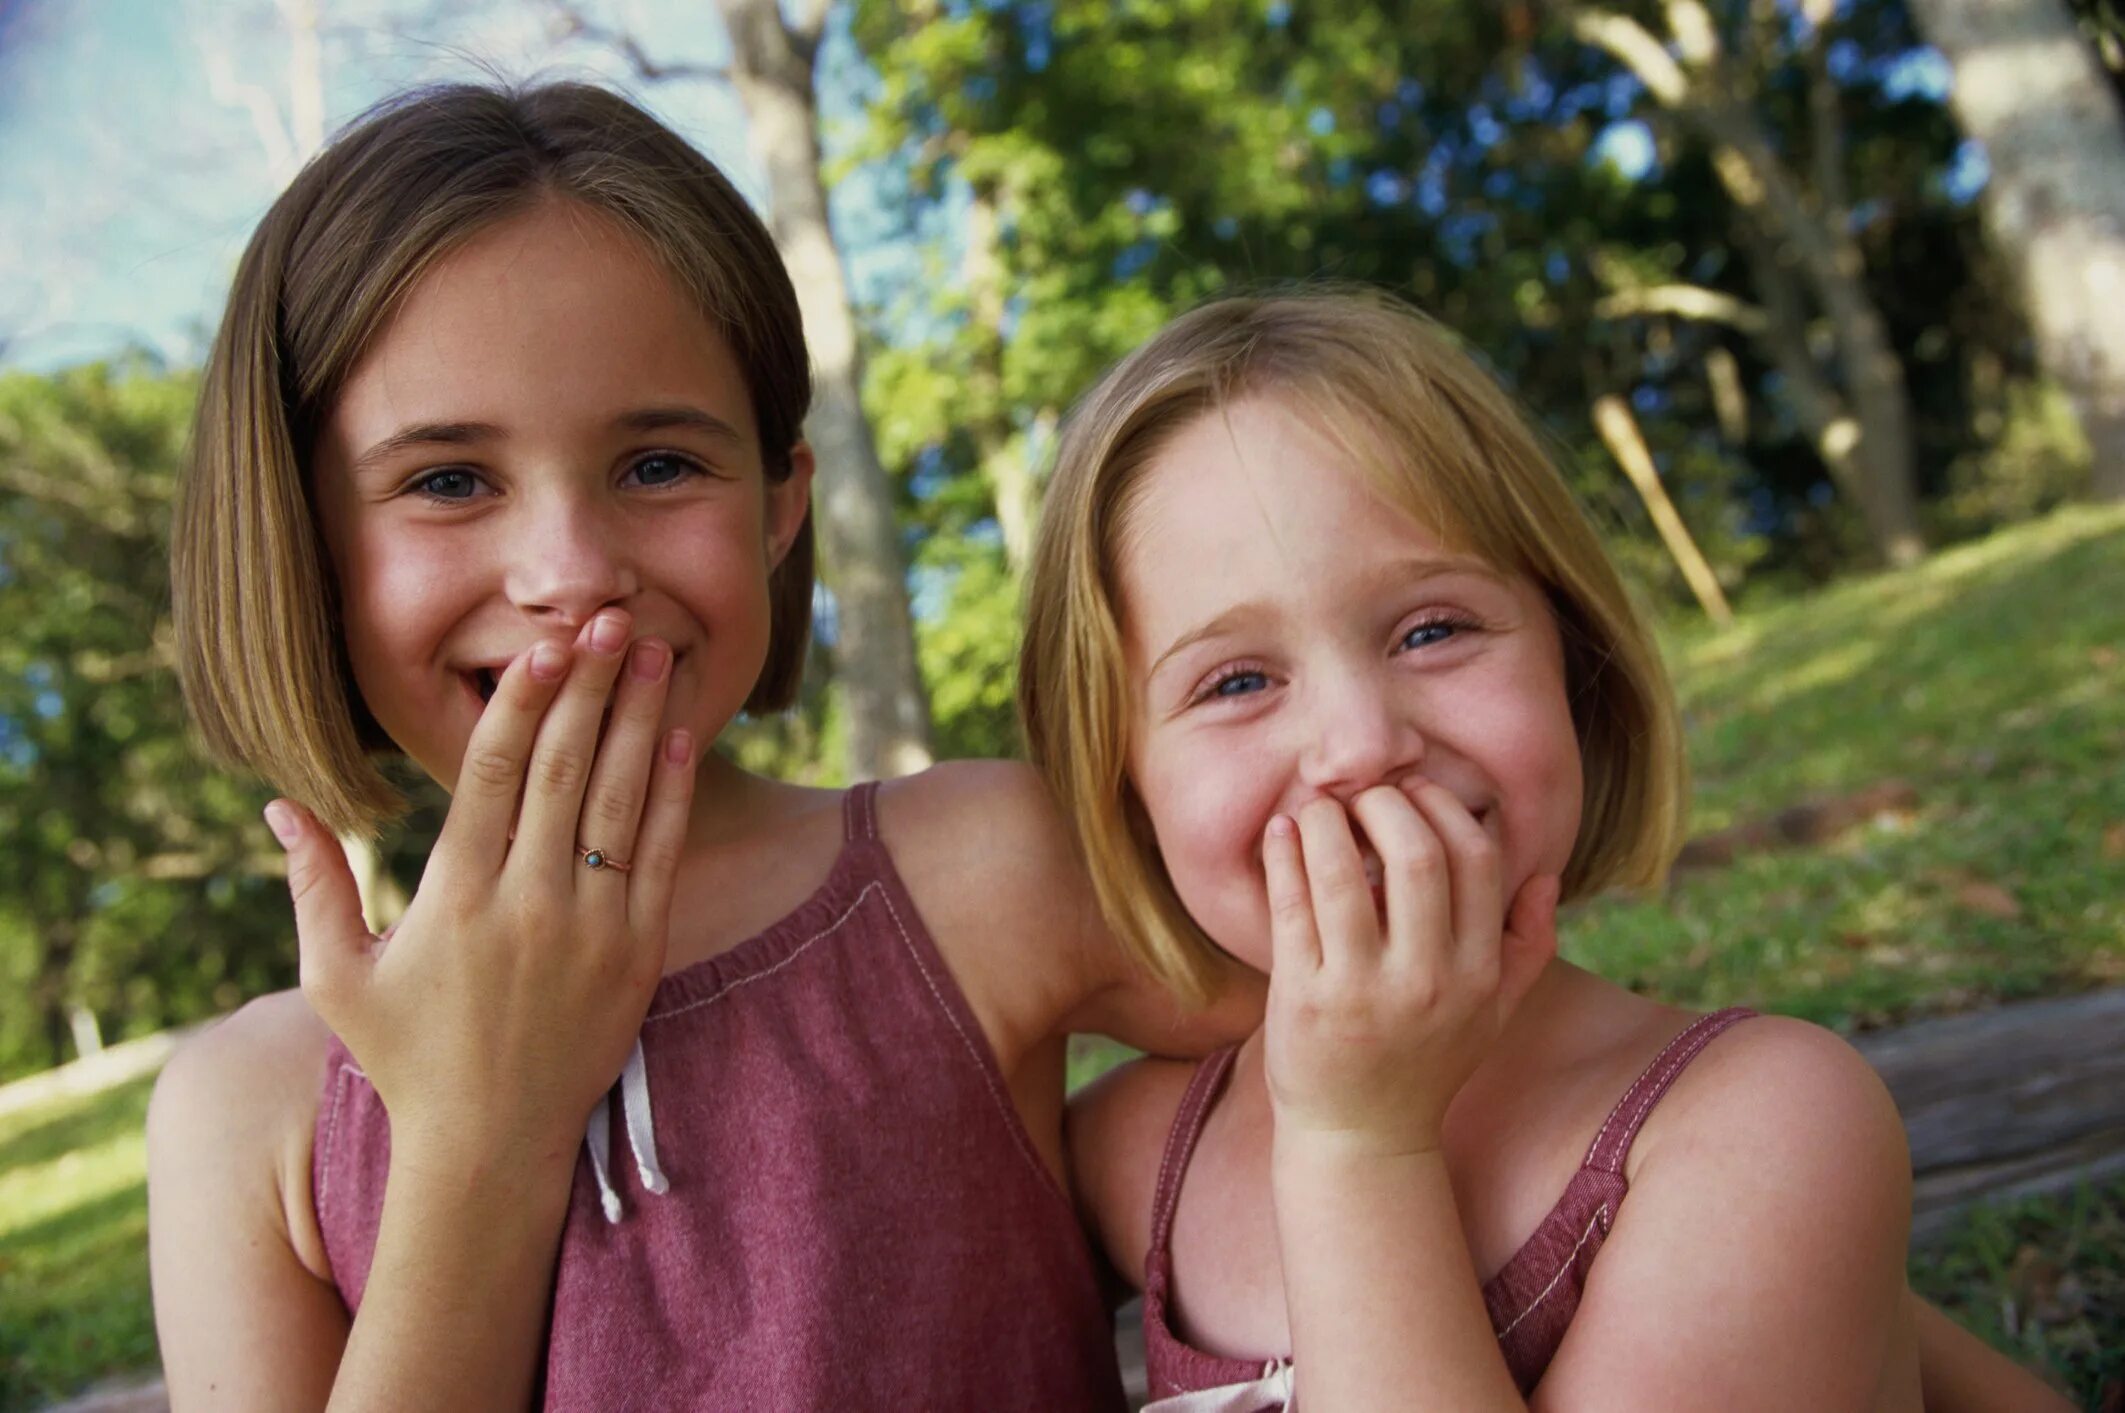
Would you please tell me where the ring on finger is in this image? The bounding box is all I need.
[577,845,633,874]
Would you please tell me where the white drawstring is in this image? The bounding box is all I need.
[620,1039,669,1196]
[583,1038,666,1224]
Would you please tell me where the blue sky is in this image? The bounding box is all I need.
[0,0,891,372]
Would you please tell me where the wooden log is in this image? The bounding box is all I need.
[1851,987,2125,1241]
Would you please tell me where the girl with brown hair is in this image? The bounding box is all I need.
[147,81,1255,1410]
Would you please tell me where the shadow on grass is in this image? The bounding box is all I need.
[0,1076,156,1175]
[0,1179,157,1410]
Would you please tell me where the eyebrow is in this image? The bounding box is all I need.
[1144,555,1508,683]
[349,405,748,478]
[613,405,749,445]
[350,421,502,477]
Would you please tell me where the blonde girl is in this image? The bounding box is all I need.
[1025,289,2071,1410]
[147,82,1254,1411]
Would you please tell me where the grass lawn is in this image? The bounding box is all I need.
[4,505,2122,1408]
[0,1074,156,1411]
[1568,502,2125,1027]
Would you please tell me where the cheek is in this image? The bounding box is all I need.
[1132,732,1284,972]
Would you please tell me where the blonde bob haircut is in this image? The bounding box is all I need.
[1019,288,1686,1004]
[173,81,815,837]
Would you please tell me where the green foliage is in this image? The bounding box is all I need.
[0,363,292,1082]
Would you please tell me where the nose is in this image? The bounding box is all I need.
[1295,663,1424,802]
[503,487,638,627]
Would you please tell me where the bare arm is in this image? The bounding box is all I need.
[1913,1295,2075,1413]
[148,994,575,1413]
[149,996,347,1409]
[1266,787,1548,1411]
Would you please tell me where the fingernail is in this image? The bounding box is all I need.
[263,801,300,846]
[530,641,567,680]
[588,613,629,655]
[1266,814,1296,840]
[664,728,693,766]
[630,639,669,681]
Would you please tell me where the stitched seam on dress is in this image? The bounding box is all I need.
[644,884,876,1025]
[315,1063,353,1217]
[1584,1014,1714,1169]
[843,782,877,843]
[1494,1203,1609,1341]
[874,880,1056,1192]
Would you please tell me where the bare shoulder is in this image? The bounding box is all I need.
[879,758,1085,903]
[149,987,335,1271]
[1067,1055,1199,1291]
[152,988,333,1154]
[877,759,1109,1022]
[1540,1013,1916,1406]
[1639,1014,1908,1194]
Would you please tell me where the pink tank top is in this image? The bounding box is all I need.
[314,783,1126,1410]
[1140,1007,1756,1405]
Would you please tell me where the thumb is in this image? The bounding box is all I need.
[1499,873,1561,1012]
[265,800,373,1010]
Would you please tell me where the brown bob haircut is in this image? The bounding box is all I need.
[1019,288,1687,1003]
[172,81,814,837]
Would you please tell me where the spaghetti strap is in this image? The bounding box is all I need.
[1582,1007,1756,1176]
[1147,1047,1241,1264]
[841,781,880,844]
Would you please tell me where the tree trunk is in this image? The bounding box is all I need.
[1909,0,2125,501]
[966,188,1039,572]
[717,0,934,779]
[1571,2,1929,563]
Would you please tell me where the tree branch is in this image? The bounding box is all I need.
[1594,282,1769,334]
[1570,7,1690,106]
[547,3,731,85]
[792,0,831,57]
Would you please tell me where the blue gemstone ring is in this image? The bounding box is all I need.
[577,845,633,874]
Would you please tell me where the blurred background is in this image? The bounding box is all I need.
[1,0,2121,1407]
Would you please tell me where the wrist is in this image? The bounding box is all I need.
[1273,1123,1448,1172]
[388,1119,582,1204]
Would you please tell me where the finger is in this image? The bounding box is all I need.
[512,610,633,869]
[1293,797,1377,965]
[1499,873,1562,1013]
[626,728,697,953]
[434,637,572,872]
[1347,785,1451,967]
[1402,781,1501,976]
[574,638,673,874]
[267,800,374,1015]
[1261,813,1321,976]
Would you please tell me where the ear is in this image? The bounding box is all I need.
[766,442,814,570]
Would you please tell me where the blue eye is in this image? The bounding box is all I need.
[414,469,482,500]
[624,453,700,488]
[1214,670,1267,698]
[1400,617,1470,651]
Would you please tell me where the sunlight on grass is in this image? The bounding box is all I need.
[0,1073,160,1409]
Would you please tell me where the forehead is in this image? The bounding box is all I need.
[1114,396,1465,634]
[326,201,756,446]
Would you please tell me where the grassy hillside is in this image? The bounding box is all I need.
[1570,503,2125,1030]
